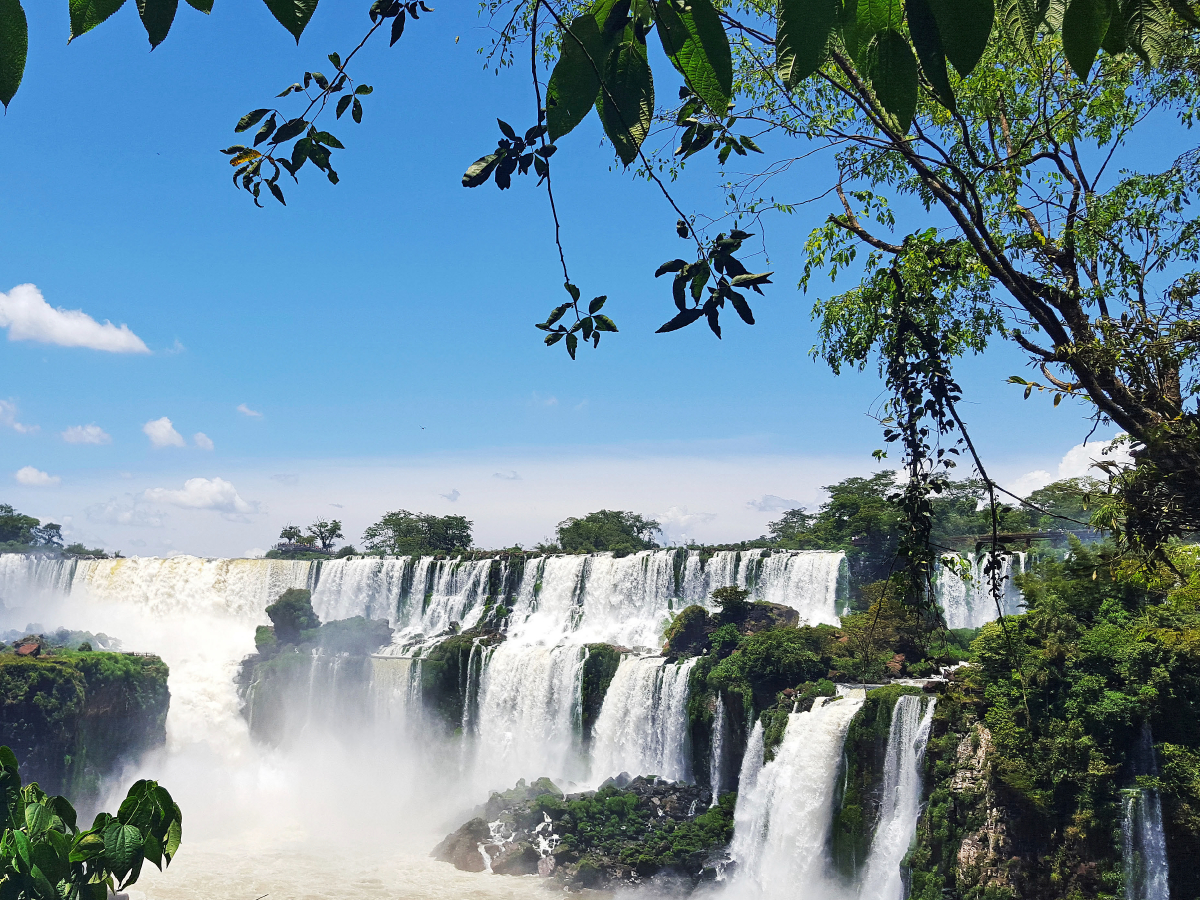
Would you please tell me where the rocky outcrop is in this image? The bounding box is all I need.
[434,775,734,891]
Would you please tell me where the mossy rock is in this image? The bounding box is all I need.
[581,644,624,740]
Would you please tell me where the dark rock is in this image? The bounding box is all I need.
[430,816,490,872]
[491,842,540,875]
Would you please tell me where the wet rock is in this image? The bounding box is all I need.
[430,816,490,872]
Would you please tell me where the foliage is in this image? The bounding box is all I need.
[707,626,836,709]
[305,518,343,551]
[264,589,321,644]
[361,509,473,555]
[0,506,63,553]
[0,748,182,900]
[580,644,623,739]
[555,509,660,554]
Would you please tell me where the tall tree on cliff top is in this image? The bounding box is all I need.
[2,0,1197,571]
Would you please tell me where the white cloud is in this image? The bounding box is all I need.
[244,548,266,559]
[747,494,802,512]
[144,477,258,517]
[62,424,111,445]
[493,470,521,481]
[0,400,37,434]
[656,506,718,545]
[237,403,262,418]
[1009,437,1135,496]
[143,417,185,448]
[0,284,149,353]
[193,432,214,451]
[86,495,165,528]
[15,466,60,487]
[440,488,461,502]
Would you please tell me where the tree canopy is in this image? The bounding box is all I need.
[361,510,473,556]
[555,509,661,553]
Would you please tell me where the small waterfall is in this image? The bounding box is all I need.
[710,692,727,804]
[936,552,1026,629]
[1124,723,1170,900]
[730,720,765,836]
[590,656,696,784]
[730,689,865,898]
[858,694,937,900]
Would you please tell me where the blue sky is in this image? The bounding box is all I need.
[0,2,1129,556]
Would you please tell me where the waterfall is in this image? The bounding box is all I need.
[729,689,865,899]
[710,692,727,804]
[1124,723,1170,900]
[0,548,846,804]
[590,656,696,784]
[935,552,1026,630]
[858,694,937,900]
[730,720,765,839]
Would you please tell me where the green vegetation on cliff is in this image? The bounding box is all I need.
[907,542,1200,900]
[0,650,168,805]
[580,644,623,740]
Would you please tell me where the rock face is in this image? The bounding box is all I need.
[433,775,734,891]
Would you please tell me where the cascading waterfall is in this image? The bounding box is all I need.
[710,692,727,804]
[729,689,866,899]
[858,694,937,900]
[729,720,765,843]
[935,552,1026,630]
[0,547,846,818]
[1123,723,1171,900]
[590,656,697,784]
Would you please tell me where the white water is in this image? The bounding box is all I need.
[590,655,697,784]
[858,694,936,900]
[710,691,728,804]
[1123,724,1171,900]
[729,689,866,900]
[0,549,847,893]
[935,552,1026,630]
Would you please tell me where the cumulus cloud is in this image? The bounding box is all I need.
[493,470,521,481]
[1009,437,1135,496]
[86,495,165,528]
[144,477,258,517]
[237,403,262,418]
[193,432,214,451]
[656,506,717,544]
[0,284,149,353]
[747,494,802,513]
[143,417,185,448]
[62,424,111,445]
[441,488,461,502]
[0,400,37,434]
[15,466,60,487]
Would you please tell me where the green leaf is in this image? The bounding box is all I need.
[352,97,362,123]
[867,29,918,132]
[336,94,352,118]
[565,282,581,301]
[588,295,606,313]
[1061,0,1110,79]
[906,0,954,109]
[857,0,903,39]
[655,0,732,114]
[566,332,578,359]
[235,109,271,133]
[996,0,1042,53]
[462,151,503,187]
[313,130,343,148]
[103,823,142,876]
[1168,0,1200,25]
[0,746,18,771]
[164,814,182,860]
[0,0,28,108]
[273,117,307,142]
[136,0,178,47]
[593,314,619,331]
[25,802,50,835]
[597,33,654,166]
[261,0,318,42]
[656,307,704,332]
[69,0,128,41]
[925,0,993,75]
[29,864,56,900]
[776,0,838,87]
[185,0,213,10]
[546,12,609,141]
[1123,0,1171,64]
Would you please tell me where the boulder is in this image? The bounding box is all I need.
[430,816,490,872]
